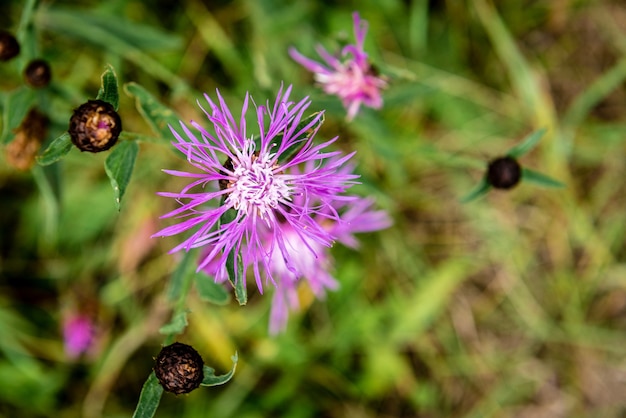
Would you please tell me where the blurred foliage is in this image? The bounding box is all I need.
[1,0,626,417]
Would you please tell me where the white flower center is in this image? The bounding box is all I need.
[226,143,290,220]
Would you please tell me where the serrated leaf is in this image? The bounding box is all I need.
[522,168,565,188]
[507,128,546,158]
[2,87,37,143]
[124,82,181,140]
[104,140,139,211]
[158,311,188,335]
[200,352,238,386]
[460,178,491,203]
[195,272,230,305]
[96,64,119,110]
[131,372,163,418]
[36,132,73,166]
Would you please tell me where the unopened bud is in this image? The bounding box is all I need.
[24,59,52,88]
[154,342,204,395]
[486,156,522,189]
[0,31,20,61]
[69,100,122,153]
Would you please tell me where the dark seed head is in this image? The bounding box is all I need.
[0,31,20,61]
[24,59,52,88]
[486,156,522,189]
[154,342,204,395]
[69,100,122,153]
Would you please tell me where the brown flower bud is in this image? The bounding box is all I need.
[69,100,122,153]
[486,156,522,189]
[0,31,20,61]
[154,342,204,395]
[5,108,49,170]
[24,59,52,88]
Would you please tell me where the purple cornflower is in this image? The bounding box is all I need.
[153,85,358,293]
[289,12,388,121]
[266,193,391,334]
[63,313,96,358]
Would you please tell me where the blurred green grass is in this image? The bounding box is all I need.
[1,0,626,417]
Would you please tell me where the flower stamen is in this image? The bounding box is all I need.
[225,141,291,220]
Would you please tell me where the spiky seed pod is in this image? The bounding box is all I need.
[24,59,52,88]
[0,31,20,61]
[5,108,49,170]
[154,342,204,395]
[68,100,122,153]
[486,156,522,189]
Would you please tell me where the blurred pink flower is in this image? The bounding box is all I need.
[289,12,388,121]
[63,314,96,359]
[266,195,391,334]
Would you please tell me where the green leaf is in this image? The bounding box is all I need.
[200,352,238,387]
[460,178,491,203]
[218,208,247,305]
[229,252,246,305]
[96,64,120,110]
[167,250,196,302]
[195,272,231,305]
[132,372,163,418]
[390,260,475,344]
[124,82,181,140]
[36,7,182,52]
[36,132,73,166]
[2,87,37,143]
[104,140,139,211]
[522,168,565,189]
[35,6,187,93]
[507,128,546,158]
[158,311,188,335]
[254,112,324,165]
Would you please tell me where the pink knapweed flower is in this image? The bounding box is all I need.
[289,12,388,121]
[63,314,96,358]
[153,85,358,293]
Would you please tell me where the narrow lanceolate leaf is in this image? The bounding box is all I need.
[460,178,491,203]
[124,82,181,140]
[522,168,565,188]
[131,372,163,418]
[96,64,120,110]
[2,87,36,143]
[229,251,246,306]
[254,111,324,165]
[158,311,188,335]
[200,352,238,386]
[36,132,72,166]
[104,140,139,211]
[507,128,546,159]
[195,272,231,305]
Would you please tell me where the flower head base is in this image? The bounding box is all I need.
[289,12,388,121]
[153,85,358,294]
